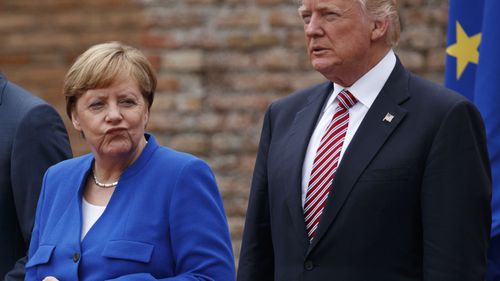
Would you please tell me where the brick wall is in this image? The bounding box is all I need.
[0,0,448,264]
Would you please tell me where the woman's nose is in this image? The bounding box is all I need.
[105,104,123,122]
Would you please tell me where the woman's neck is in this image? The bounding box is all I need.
[92,137,147,182]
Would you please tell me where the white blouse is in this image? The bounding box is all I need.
[81,197,106,241]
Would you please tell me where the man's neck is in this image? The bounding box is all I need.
[329,46,392,87]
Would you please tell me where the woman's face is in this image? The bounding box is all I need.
[71,74,149,160]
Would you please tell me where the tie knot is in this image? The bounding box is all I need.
[337,90,357,109]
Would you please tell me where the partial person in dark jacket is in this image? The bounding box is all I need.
[0,72,72,281]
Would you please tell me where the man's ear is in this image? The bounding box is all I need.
[371,18,389,41]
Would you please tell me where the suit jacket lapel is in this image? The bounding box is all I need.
[308,60,411,252]
[283,82,333,245]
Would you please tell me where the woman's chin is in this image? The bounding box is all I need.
[101,145,133,158]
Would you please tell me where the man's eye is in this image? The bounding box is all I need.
[324,12,339,20]
[301,15,311,24]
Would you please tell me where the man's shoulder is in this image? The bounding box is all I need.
[407,72,469,106]
[0,78,64,145]
[272,80,331,109]
[1,78,50,116]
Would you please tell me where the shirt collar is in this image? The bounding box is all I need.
[328,49,396,109]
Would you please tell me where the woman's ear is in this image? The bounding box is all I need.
[71,111,81,131]
[143,109,150,129]
[371,18,389,41]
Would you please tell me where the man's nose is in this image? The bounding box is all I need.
[305,14,324,37]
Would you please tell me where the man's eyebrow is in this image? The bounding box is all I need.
[298,5,308,13]
[298,3,343,13]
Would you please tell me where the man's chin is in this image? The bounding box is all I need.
[312,64,333,78]
[312,59,343,79]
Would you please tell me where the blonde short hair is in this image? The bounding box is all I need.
[63,42,157,119]
[359,0,400,46]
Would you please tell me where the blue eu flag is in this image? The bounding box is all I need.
[444,0,483,100]
[445,0,500,279]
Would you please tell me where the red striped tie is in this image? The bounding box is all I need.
[304,89,357,241]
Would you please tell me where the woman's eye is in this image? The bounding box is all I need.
[89,102,104,110]
[120,99,136,107]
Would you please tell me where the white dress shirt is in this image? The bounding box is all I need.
[301,50,397,207]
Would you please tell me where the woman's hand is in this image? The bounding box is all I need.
[42,276,59,281]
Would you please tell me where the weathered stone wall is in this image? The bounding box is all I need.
[0,0,448,264]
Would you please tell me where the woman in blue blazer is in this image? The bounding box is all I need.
[25,42,235,281]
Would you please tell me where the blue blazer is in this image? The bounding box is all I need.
[0,73,71,281]
[26,134,235,281]
[237,59,491,281]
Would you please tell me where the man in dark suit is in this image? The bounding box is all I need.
[237,0,491,280]
[0,73,72,281]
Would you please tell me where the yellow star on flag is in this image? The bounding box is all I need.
[446,21,482,80]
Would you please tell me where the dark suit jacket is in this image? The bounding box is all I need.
[237,60,492,281]
[0,73,72,281]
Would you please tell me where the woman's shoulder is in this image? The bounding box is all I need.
[144,133,204,167]
[46,153,93,177]
[40,154,93,201]
[153,146,208,170]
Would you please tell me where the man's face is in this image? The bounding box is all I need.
[298,0,374,85]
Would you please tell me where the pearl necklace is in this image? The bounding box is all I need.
[92,169,118,188]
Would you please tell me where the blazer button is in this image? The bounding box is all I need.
[72,252,80,263]
[304,260,314,271]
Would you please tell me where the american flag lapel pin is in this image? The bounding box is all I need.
[383,113,394,123]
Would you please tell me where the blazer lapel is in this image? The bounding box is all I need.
[283,82,332,245]
[48,157,92,246]
[308,60,411,252]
